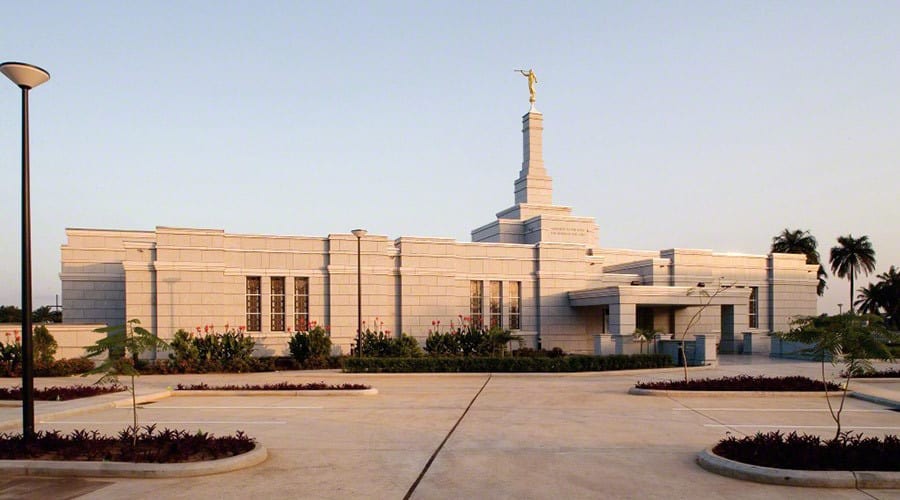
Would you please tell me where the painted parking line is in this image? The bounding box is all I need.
[674,408,891,412]
[40,420,287,425]
[704,424,900,430]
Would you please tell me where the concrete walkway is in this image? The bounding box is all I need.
[0,355,898,499]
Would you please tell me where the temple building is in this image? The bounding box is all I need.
[59,105,818,356]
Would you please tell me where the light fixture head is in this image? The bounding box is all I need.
[0,62,50,89]
[351,229,368,238]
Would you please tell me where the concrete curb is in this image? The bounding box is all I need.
[628,387,849,397]
[0,387,377,431]
[0,442,268,478]
[696,448,900,489]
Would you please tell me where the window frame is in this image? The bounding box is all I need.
[246,276,262,332]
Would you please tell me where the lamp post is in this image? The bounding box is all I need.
[837,303,843,315]
[351,229,367,357]
[1,61,51,442]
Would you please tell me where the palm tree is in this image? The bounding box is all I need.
[830,234,876,313]
[856,266,900,329]
[771,228,827,296]
[855,283,883,315]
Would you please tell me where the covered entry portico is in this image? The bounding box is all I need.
[568,285,752,355]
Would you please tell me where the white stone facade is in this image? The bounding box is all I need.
[59,108,819,356]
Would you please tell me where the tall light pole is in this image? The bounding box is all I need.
[1,61,51,442]
[351,229,367,357]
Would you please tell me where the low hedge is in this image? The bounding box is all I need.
[341,354,671,373]
[0,358,95,378]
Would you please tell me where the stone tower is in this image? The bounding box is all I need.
[471,108,599,246]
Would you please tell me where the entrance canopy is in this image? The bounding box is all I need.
[568,285,751,307]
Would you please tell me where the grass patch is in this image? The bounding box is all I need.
[635,375,840,391]
[714,431,900,471]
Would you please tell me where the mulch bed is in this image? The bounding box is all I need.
[635,375,840,391]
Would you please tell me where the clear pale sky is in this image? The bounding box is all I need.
[1,2,897,317]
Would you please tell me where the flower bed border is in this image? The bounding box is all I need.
[0,442,267,478]
[174,388,378,397]
[628,387,850,398]
[696,447,900,488]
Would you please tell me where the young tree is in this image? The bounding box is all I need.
[771,228,828,296]
[84,319,168,451]
[776,313,897,440]
[678,282,734,382]
[830,234,876,313]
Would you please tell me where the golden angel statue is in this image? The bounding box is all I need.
[515,68,538,103]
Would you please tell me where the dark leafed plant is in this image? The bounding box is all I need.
[776,313,897,440]
[714,431,900,471]
[0,384,124,401]
[0,425,255,463]
[175,381,370,391]
[635,375,839,391]
[84,319,169,452]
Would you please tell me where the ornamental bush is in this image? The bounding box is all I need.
[355,329,424,357]
[165,328,256,373]
[424,322,521,357]
[342,354,671,373]
[288,325,333,366]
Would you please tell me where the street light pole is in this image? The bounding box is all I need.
[1,61,51,443]
[837,303,843,315]
[351,229,367,357]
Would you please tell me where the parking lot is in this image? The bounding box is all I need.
[1,356,899,499]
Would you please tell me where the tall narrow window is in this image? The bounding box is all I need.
[470,280,483,328]
[749,286,759,328]
[489,281,502,329]
[509,281,521,330]
[271,277,285,332]
[246,276,261,332]
[294,277,309,331]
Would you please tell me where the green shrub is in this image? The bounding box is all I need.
[33,325,57,364]
[342,354,671,373]
[356,329,423,357]
[164,328,256,373]
[289,326,332,365]
[424,323,521,357]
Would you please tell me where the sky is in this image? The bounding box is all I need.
[1,1,898,316]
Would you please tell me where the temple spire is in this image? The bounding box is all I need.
[514,109,553,205]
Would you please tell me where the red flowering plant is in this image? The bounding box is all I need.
[353,317,421,357]
[0,331,22,375]
[166,324,256,373]
[425,316,520,357]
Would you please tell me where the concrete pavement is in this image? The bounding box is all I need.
[0,355,898,499]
